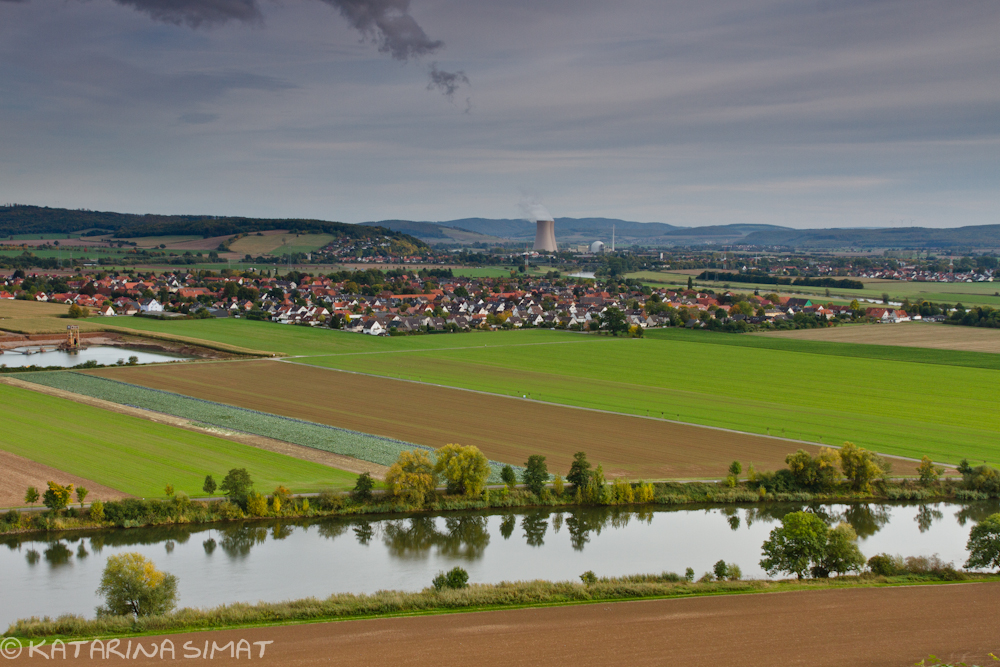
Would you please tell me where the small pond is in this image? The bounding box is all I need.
[0,346,190,368]
[2,501,994,629]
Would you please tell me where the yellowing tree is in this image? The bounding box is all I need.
[96,552,178,617]
[385,450,437,505]
[434,444,491,497]
[42,481,74,512]
[839,442,886,492]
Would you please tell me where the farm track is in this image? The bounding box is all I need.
[88,360,835,478]
[93,582,1000,667]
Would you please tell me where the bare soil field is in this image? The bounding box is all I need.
[761,322,1000,353]
[0,376,386,480]
[91,583,1000,667]
[92,360,843,479]
[0,449,128,508]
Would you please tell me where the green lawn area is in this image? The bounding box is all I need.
[0,383,357,501]
[288,329,999,468]
[627,270,1000,308]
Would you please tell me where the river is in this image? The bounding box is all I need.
[2,500,994,629]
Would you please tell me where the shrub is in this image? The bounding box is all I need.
[867,553,903,576]
[434,444,491,497]
[501,465,517,489]
[635,482,655,504]
[3,509,19,526]
[318,489,345,511]
[245,492,268,517]
[89,500,104,522]
[96,552,178,617]
[385,450,437,506]
[552,475,565,496]
[713,560,729,580]
[839,442,887,492]
[610,478,635,505]
[215,500,244,519]
[202,475,217,496]
[580,570,598,586]
[684,567,695,582]
[432,566,469,591]
[726,564,742,581]
[917,456,944,486]
[351,472,375,502]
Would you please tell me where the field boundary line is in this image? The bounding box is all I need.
[277,359,942,468]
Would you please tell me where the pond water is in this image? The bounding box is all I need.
[2,501,994,630]
[0,346,190,368]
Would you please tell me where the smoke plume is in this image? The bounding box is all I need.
[111,0,262,29]
[519,199,553,223]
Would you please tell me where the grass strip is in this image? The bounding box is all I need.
[9,574,998,640]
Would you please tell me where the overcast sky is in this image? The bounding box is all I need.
[0,0,997,228]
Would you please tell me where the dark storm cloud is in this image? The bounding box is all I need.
[321,0,442,61]
[112,0,262,28]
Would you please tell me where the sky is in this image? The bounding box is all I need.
[0,0,997,228]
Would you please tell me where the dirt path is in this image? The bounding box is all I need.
[45,583,1000,666]
[0,450,129,508]
[0,377,387,480]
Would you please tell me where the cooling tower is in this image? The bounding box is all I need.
[533,220,557,252]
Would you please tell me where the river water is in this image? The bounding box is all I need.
[0,346,189,368]
[2,501,994,630]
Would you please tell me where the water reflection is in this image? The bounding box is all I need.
[521,513,547,547]
[353,522,374,546]
[44,542,72,566]
[500,515,516,540]
[916,505,944,533]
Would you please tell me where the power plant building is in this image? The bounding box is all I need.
[533,219,557,252]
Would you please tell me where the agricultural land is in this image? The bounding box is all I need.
[760,321,1000,353]
[0,381,359,504]
[26,582,1000,667]
[85,359,827,479]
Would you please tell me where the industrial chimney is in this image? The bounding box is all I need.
[533,220,557,252]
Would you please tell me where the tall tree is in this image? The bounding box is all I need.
[522,455,549,495]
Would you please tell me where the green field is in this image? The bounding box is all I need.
[286,329,999,468]
[0,383,357,501]
[628,270,1000,308]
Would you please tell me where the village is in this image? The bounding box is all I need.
[0,268,925,336]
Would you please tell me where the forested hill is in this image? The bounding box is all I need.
[742,225,1000,250]
[0,205,426,248]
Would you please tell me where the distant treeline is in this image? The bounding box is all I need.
[697,271,864,290]
[0,205,426,250]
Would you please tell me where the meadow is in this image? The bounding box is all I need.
[228,232,336,256]
[760,322,1000,354]
[0,382,358,501]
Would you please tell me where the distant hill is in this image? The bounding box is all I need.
[743,225,1000,250]
[363,218,784,246]
[364,217,1000,251]
[0,205,427,249]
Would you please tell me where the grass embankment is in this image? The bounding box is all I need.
[10,572,997,640]
[0,383,358,500]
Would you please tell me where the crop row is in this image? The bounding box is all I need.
[18,372,517,483]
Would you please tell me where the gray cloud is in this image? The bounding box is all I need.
[113,0,262,28]
[427,63,469,99]
[178,112,220,124]
[322,0,443,61]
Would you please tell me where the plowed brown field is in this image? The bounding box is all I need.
[762,322,1000,353]
[0,450,128,508]
[89,360,836,478]
[63,583,1000,667]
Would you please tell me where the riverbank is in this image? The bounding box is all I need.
[1,479,991,538]
[9,569,1000,640]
